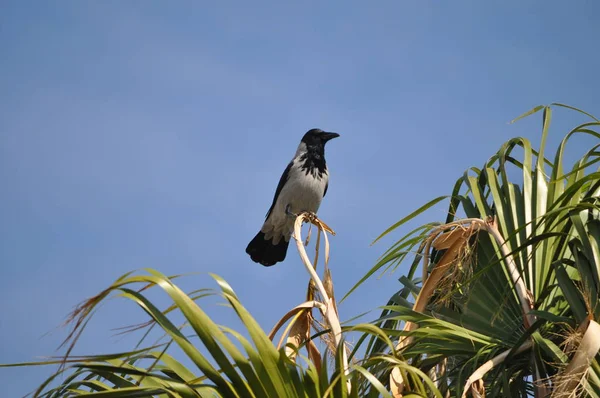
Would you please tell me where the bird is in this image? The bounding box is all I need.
[246,128,340,266]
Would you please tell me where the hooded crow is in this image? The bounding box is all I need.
[246,128,339,266]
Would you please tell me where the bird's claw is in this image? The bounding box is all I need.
[304,211,318,223]
[286,205,318,223]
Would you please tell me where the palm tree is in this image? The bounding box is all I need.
[3,104,599,397]
[354,103,600,397]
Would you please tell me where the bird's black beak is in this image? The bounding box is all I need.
[322,132,340,142]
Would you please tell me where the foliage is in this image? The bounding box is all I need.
[2,104,600,397]
[354,103,600,397]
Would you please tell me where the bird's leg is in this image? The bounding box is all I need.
[285,204,298,218]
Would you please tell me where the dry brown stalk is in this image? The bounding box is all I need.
[390,217,538,397]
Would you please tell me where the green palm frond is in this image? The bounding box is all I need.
[360,104,600,397]
[3,216,437,397]
[1,269,382,398]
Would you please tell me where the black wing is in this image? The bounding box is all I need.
[323,181,328,198]
[265,161,293,220]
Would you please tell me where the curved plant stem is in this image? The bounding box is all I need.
[294,214,330,305]
[551,320,600,397]
[461,340,533,398]
[292,213,350,380]
[267,301,327,341]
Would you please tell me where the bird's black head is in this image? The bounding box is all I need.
[297,128,339,176]
[301,128,340,148]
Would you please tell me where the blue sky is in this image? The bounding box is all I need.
[1,1,599,396]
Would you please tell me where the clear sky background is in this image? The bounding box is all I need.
[1,1,599,396]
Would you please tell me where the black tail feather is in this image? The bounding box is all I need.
[245,231,289,266]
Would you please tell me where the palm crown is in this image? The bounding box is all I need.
[3,104,600,398]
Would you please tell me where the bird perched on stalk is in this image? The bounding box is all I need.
[246,129,340,266]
